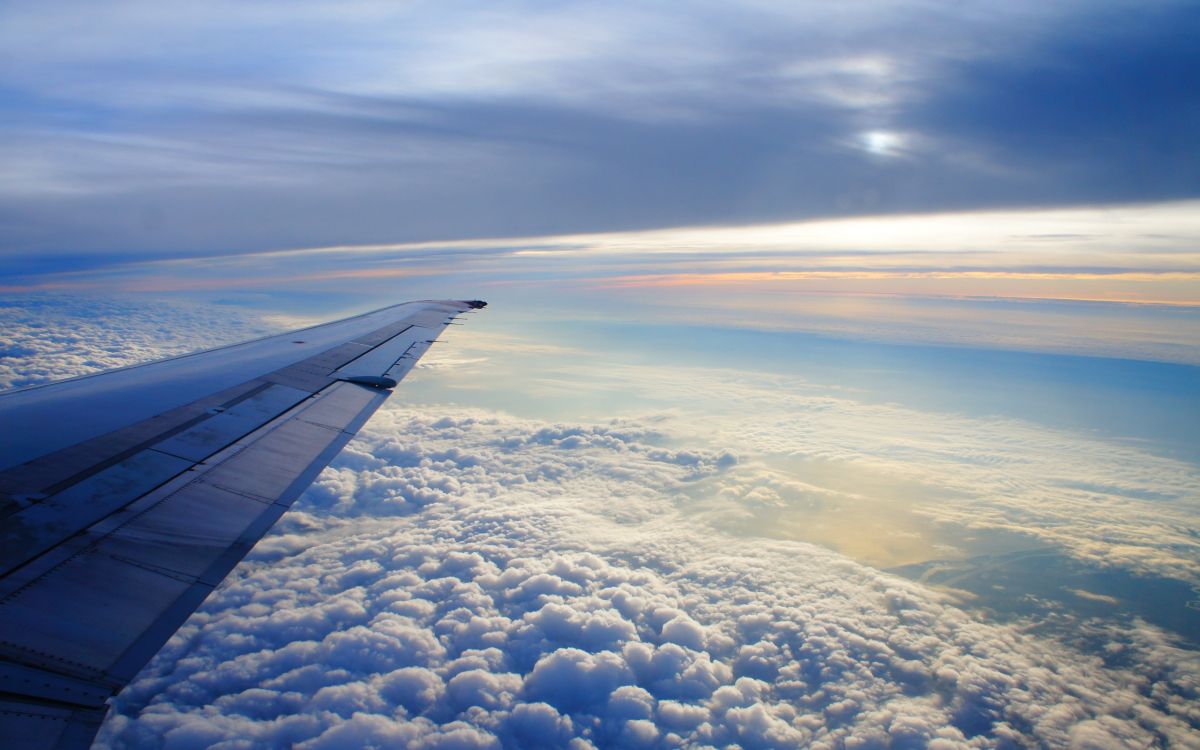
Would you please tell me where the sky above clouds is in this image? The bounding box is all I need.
[1,0,1198,261]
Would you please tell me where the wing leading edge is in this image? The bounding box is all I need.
[0,299,486,750]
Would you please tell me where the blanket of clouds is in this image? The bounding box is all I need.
[0,296,286,390]
[4,294,1195,749]
[92,403,1199,749]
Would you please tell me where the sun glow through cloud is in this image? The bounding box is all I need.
[858,130,907,157]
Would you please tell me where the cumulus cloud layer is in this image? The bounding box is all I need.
[414,330,1200,583]
[5,294,1196,747]
[704,373,1200,580]
[94,405,1200,748]
[0,295,284,390]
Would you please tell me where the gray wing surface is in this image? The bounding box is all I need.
[0,298,485,749]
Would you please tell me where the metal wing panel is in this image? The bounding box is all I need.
[0,298,485,749]
[0,300,469,472]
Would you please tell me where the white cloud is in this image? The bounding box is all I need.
[5,294,1196,747]
[417,332,1200,582]
[92,402,1199,748]
[0,295,283,390]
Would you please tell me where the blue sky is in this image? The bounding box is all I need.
[3,2,1200,747]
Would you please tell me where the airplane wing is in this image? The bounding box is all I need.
[0,298,485,750]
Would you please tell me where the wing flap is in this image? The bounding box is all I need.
[0,451,194,578]
[0,381,390,684]
[0,695,106,750]
[0,545,200,683]
[95,482,275,583]
[151,384,311,462]
[0,378,269,508]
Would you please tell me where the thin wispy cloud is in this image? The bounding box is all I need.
[1,1,1196,259]
[6,202,1198,364]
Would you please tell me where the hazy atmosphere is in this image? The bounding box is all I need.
[2,1,1198,748]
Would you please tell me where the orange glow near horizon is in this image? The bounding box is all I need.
[3,201,1199,309]
[596,270,1200,286]
[583,270,1200,307]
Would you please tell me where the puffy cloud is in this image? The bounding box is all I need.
[418,330,1200,582]
[91,402,1199,748]
[6,295,1196,747]
[0,294,283,390]
[525,649,633,713]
